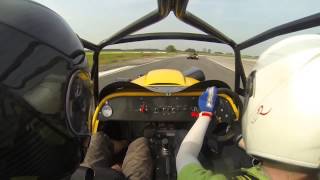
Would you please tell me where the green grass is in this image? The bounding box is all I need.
[85,51,176,68]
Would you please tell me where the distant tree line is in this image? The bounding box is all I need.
[165,45,177,52]
[185,48,196,53]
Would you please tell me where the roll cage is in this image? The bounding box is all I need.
[79,0,320,101]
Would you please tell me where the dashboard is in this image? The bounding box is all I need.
[97,92,239,123]
[99,96,200,122]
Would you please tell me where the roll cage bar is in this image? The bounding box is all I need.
[80,0,320,101]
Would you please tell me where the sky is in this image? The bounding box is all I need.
[33,0,320,55]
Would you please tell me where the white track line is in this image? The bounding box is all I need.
[206,57,234,71]
[206,56,255,75]
[99,66,135,77]
[98,56,179,76]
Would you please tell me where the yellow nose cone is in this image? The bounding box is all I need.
[132,69,199,87]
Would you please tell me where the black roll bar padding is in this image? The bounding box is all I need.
[92,49,100,103]
[173,0,236,47]
[233,48,246,96]
[98,0,172,48]
[177,12,236,47]
[99,10,161,47]
[238,12,320,50]
[80,38,99,52]
[114,32,224,44]
[174,0,189,17]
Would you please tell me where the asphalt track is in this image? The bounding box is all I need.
[99,56,253,91]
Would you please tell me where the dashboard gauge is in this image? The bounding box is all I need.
[102,104,113,118]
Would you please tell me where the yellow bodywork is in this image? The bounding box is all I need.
[131,69,199,87]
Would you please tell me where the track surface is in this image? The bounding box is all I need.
[99,56,254,91]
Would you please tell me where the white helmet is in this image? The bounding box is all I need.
[242,34,320,169]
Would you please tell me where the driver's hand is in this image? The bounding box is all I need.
[198,87,218,113]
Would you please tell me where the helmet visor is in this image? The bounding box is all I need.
[65,70,94,136]
[243,70,256,111]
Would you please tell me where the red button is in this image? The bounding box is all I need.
[191,111,199,118]
[139,104,147,113]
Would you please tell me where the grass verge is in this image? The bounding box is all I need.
[85,51,176,68]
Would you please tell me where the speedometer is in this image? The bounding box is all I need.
[101,103,113,118]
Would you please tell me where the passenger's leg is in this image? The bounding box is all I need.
[82,132,114,168]
[122,137,153,180]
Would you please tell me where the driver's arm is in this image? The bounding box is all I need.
[176,87,227,180]
[176,112,211,171]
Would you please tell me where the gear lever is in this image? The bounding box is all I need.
[161,138,171,180]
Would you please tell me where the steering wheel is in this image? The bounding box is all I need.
[205,88,243,152]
